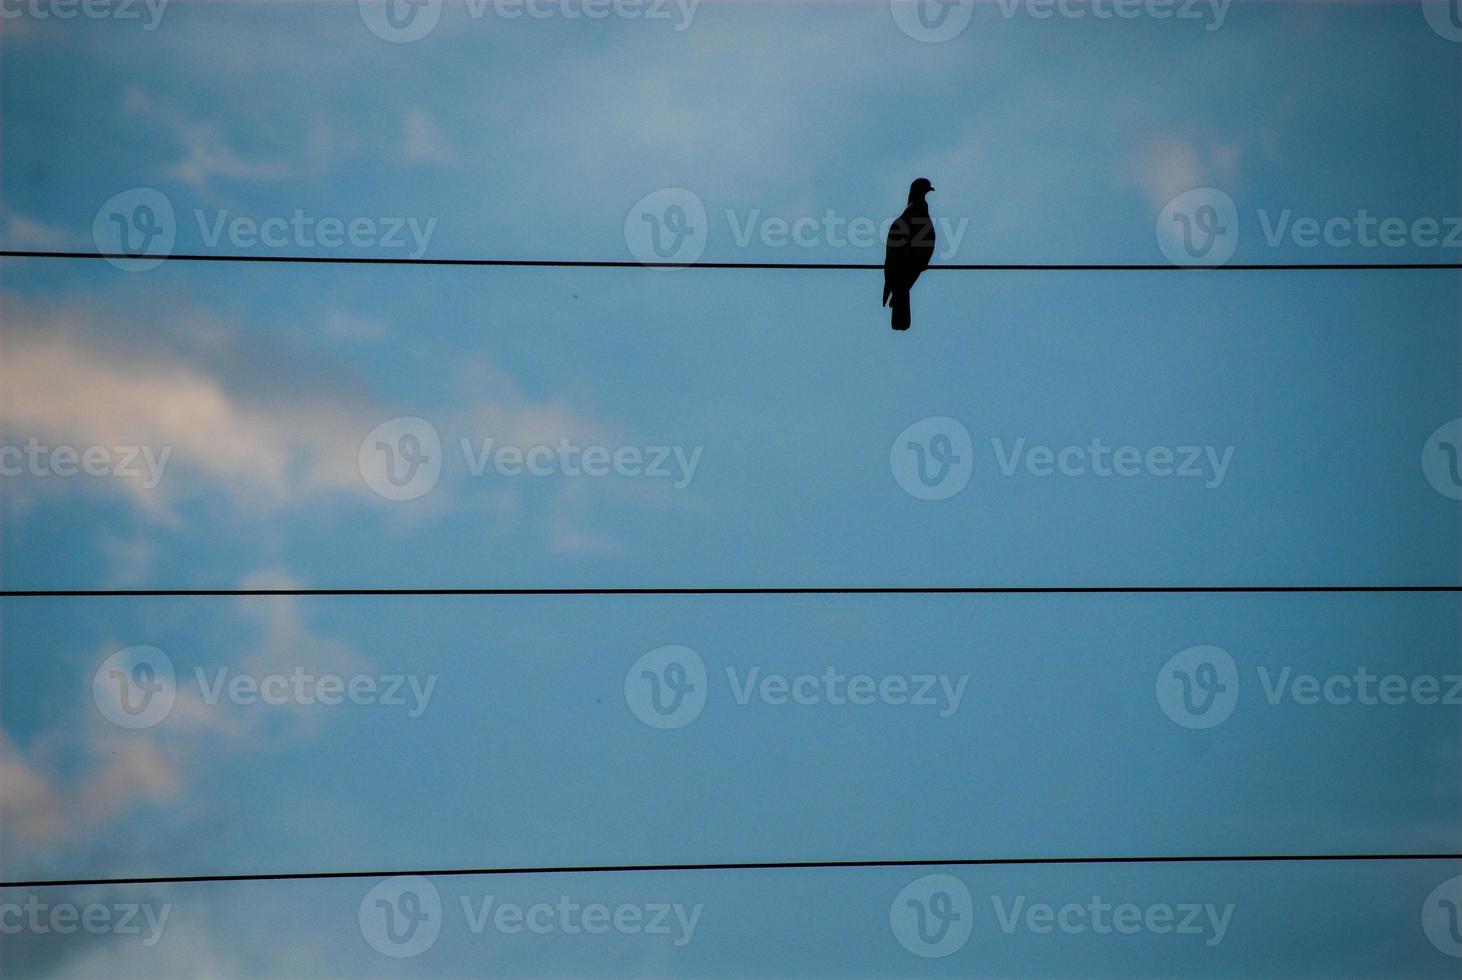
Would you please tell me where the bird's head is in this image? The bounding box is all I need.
[908,177,935,202]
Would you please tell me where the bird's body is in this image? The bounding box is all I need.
[883,178,936,331]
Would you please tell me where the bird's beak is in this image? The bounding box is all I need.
[928,185,936,192]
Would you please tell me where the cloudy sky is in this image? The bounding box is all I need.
[1,0,1460,976]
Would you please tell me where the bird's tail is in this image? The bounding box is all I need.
[890,290,911,331]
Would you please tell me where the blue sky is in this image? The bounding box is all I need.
[2,1,1461,976]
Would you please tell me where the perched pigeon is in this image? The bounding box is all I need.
[882,178,936,331]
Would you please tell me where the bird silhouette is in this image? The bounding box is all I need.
[882,177,936,331]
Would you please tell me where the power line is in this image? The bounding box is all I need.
[3,249,1461,270]
[4,585,1459,597]
[9,853,1461,890]
[6,247,1457,894]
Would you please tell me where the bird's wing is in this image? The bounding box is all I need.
[885,213,912,264]
[883,212,914,304]
[910,214,935,272]
[885,211,919,277]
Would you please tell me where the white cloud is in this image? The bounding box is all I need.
[305,114,361,176]
[98,533,159,588]
[0,297,372,513]
[0,732,67,846]
[2,209,72,249]
[402,107,455,164]
[324,309,389,341]
[1127,137,1243,213]
[124,86,287,193]
[0,292,648,560]
[0,727,186,850]
[453,356,606,449]
[232,571,366,682]
[57,927,246,980]
[549,484,620,555]
[2,577,369,854]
